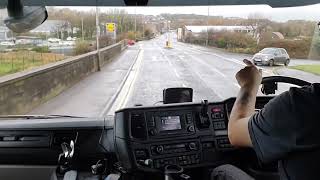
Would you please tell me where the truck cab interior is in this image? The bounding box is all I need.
[0,0,318,180]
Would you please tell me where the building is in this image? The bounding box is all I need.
[184,25,256,35]
[271,32,285,39]
[258,31,285,43]
[30,20,72,35]
[0,26,11,41]
[0,8,7,25]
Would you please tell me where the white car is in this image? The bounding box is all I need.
[0,41,15,46]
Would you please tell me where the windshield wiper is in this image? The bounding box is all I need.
[0,115,85,119]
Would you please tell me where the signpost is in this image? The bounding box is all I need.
[106,23,116,43]
[106,23,115,32]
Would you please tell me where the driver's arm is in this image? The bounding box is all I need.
[228,59,262,147]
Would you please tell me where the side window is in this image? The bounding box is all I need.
[274,50,281,56]
[280,49,287,55]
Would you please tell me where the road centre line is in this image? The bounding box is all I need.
[181,51,227,78]
[174,68,181,78]
[177,43,274,76]
[158,43,224,99]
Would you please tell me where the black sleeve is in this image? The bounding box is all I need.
[248,91,297,163]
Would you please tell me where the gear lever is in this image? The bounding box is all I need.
[57,140,76,174]
[198,100,210,128]
[164,164,191,180]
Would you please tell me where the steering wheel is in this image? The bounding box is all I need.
[261,76,311,95]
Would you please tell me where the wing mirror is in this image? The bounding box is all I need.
[4,0,48,33]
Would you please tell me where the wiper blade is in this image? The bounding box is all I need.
[0,115,85,119]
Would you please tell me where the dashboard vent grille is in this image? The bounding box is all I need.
[131,113,147,140]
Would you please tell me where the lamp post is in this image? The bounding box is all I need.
[96,6,101,71]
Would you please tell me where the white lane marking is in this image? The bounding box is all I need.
[174,68,180,78]
[152,55,157,61]
[193,69,225,99]
[158,45,185,82]
[168,60,173,67]
[183,52,226,78]
[178,55,185,59]
[107,49,144,115]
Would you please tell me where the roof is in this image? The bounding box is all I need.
[0,0,318,7]
[30,20,70,33]
[184,25,256,33]
[0,26,10,33]
[272,32,285,39]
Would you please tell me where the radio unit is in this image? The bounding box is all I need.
[150,141,198,155]
[145,111,195,138]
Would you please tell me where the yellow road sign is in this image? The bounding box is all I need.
[106,23,115,32]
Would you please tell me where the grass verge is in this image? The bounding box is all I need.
[0,51,66,76]
[290,65,320,75]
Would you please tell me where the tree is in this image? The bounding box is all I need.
[245,13,272,44]
[144,29,151,39]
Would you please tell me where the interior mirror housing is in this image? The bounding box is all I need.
[4,0,48,33]
[163,87,193,104]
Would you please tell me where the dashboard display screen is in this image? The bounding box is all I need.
[160,116,182,131]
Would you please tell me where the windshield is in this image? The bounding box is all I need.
[0,4,319,117]
[260,48,276,54]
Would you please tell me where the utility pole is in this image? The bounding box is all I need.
[206,6,209,46]
[81,17,84,41]
[96,6,101,71]
[134,7,137,41]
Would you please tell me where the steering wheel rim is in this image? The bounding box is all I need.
[260,76,311,95]
[261,76,311,87]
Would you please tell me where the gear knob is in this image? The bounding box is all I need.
[164,164,183,180]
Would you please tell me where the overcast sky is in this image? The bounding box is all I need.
[62,3,320,22]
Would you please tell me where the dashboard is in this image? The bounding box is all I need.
[114,97,272,172]
[0,96,273,179]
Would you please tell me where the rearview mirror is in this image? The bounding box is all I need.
[163,87,193,104]
[4,0,48,33]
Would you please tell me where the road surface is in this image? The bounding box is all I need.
[30,34,319,117]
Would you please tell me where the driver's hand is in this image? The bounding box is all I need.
[236,59,262,91]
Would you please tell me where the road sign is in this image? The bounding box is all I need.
[106,23,115,32]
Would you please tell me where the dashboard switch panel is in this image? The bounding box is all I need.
[114,97,273,171]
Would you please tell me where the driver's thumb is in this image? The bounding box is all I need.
[243,59,253,66]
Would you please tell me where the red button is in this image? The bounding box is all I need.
[211,107,221,112]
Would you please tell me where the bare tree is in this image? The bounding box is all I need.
[245,13,271,44]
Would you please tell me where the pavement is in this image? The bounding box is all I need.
[30,47,140,116]
[29,34,320,117]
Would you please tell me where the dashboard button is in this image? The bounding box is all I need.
[149,129,157,136]
[187,126,195,132]
[156,145,164,154]
[188,142,197,150]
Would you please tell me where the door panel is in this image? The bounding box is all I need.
[274,50,282,63]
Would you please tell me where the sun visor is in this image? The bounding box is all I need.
[0,0,318,7]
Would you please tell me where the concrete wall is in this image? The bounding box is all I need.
[0,41,125,115]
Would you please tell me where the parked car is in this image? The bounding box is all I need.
[252,47,290,66]
[0,41,15,46]
[127,39,135,46]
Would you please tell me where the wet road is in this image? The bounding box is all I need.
[30,34,318,117]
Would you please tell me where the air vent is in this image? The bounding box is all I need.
[131,113,147,140]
